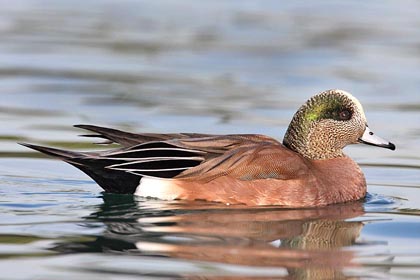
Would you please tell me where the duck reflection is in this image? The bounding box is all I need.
[53,194,365,279]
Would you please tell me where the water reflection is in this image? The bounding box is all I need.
[52,194,365,279]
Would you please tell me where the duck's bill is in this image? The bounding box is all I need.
[358,127,395,150]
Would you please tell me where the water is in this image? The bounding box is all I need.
[1,0,420,279]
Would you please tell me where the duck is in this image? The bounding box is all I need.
[21,89,395,207]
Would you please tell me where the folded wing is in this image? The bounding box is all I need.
[21,125,303,194]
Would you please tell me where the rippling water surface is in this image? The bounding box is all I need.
[1,1,420,279]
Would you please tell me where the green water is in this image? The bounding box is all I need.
[1,1,420,279]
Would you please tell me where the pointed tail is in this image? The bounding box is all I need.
[19,143,140,194]
[19,143,85,164]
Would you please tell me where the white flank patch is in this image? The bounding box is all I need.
[134,177,179,200]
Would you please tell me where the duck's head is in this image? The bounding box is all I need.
[283,89,395,160]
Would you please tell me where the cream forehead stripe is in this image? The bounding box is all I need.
[333,89,366,121]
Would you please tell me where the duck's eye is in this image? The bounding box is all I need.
[339,109,351,120]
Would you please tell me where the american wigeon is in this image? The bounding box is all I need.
[21,89,395,207]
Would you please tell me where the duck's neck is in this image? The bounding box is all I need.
[283,113,344,161]
[282,122,312,159]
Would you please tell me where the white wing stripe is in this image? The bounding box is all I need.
[106,157,203,168]
[110,167,191,172]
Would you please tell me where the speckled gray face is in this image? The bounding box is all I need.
[283,89,395,160]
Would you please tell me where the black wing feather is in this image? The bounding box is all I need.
[103,143,205,178]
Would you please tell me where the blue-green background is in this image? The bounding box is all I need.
[1,1,420,279]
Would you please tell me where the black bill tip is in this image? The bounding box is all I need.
[387,142,396,151]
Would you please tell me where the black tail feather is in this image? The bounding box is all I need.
[19,143,84,162]
[19,143,140,194]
